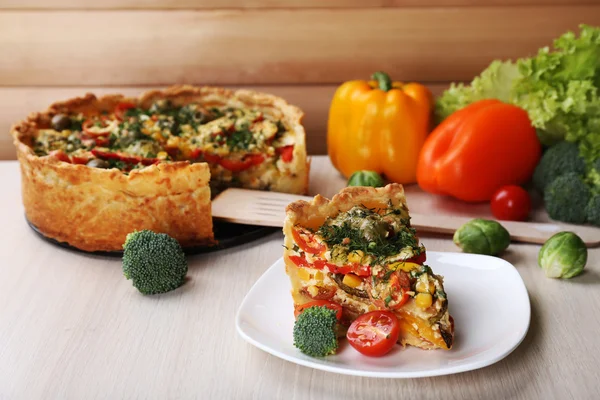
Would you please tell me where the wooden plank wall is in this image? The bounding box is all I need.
[1,1,599,160]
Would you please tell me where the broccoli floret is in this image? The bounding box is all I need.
[122,230,188,295]
[587,195,600,227]
[544,173,591,224]
[586,158,600,195]
[533,142,586,192]
[293,306,339,357]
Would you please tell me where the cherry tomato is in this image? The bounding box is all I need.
[294,300,343,320]
[114,102,137,120]
[278,145,294,163]
[219,154,265,172]
[292,229,325,254]
[347,310,400,357]
[491,185,531,221]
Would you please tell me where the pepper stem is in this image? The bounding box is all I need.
[371,71,393,92]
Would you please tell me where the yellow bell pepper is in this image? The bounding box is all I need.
[327,72,433,184]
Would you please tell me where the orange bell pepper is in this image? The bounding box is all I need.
[416,99,541,202]
[327,72,433,184]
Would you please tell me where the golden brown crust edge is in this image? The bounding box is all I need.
[281,184,455,350]
[11,85,309,252]
[281,184,410,306]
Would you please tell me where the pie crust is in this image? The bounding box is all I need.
[12,85,309,252]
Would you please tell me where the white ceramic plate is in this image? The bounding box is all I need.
[236,251,530,378]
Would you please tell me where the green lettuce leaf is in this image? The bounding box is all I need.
[511,25,600,147]
[435,60,520,122]
[435,24,600,184]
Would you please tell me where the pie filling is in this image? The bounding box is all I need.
[287,204,453,349]
[33,100,297,192]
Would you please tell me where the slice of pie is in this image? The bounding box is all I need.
[283,184,454,350]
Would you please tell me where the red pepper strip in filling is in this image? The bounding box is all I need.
[292,228,325,255]
[82,118,114,137]
[219,154,265,172]
[91,148,158,166]
[114,102,137,121]
[277,145,294,163]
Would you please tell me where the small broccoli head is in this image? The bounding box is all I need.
[544,173,591,224]
[533,142,586,192]
[586,158,600,195]
[293,306,339,357]
[122,230,188,295]
[587,195,600,227]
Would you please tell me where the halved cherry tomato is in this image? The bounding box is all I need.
[49,149,71,163]
[294,300,343,320]
[288,255,310,268]
[347,310,400,357]
[114,102,137,120]
[292,228,325,255]
[219,154,265,172]
[490,185,531,222]
[313,259,371,277]
[278,145,294,163]
[82,118,115,137]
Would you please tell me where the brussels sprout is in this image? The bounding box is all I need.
[538,232,587,279]
[453,218,510,256]
[347,170,385,188]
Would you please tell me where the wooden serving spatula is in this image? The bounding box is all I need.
[211,188,600,247]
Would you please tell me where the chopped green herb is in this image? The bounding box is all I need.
[317,205,419,266]
[384,295,393,306]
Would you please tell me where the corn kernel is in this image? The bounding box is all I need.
[157,151,168,160]
[314,271,324,281]
[166,136,180,148]
[390,262,420,272]
[297,268,311,281]
[307,286,319,297]
[342,274,362,288]
[347,250,364,264]
[415,280,428,293]
[415,293,433,309]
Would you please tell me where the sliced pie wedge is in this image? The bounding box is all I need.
[283,184,454,350]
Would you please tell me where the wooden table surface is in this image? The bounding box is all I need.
[1,157,599,400]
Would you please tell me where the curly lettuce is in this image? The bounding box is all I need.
[435,24,600,191]
[435,60,519,122]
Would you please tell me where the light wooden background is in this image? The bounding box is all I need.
[1,1,599,160]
